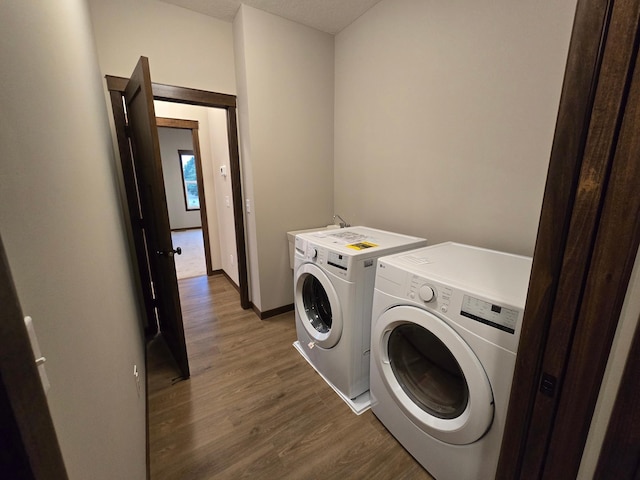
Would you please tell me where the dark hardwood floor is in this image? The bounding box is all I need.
[148,274,433,479]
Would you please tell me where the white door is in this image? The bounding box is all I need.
[372,305,494,445]
[295,263,343,348]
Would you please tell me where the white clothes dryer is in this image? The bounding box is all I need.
[294,227,427,400]
[370,242,532,480]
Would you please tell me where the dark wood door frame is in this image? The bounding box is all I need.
[497,0,640,477]
[156,117,214,277]
[106,76,250,316]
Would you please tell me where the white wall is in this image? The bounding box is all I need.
[335,0,577,256]
[232,7,261,308]
[233,5,335,312]
[0,1,145,478]
[207,108,239,284]
[87,0,236,94]
[158,127,202,230]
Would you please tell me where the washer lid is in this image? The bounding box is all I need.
[373,305,494,445]
[298,226,426,258]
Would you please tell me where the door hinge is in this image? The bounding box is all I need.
[125,125,131,137]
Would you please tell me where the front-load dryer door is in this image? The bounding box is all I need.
[373,305,493,445]
[295,263,343,348]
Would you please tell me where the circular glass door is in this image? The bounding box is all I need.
[388,323,469,420]
[301,274,332,334]
[295,263,342,348]
[373,305,493,445]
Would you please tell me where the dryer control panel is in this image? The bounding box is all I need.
[374,264,523,353]
[460,295,519,334]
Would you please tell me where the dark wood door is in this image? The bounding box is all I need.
[125,57,190,379]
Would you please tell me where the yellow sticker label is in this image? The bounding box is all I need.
[346,241,378,250]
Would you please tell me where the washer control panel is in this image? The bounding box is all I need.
[327,251,349,271]
[298,240,352,279]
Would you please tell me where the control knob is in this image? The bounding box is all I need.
[418,285,435,302]
[308,247,318,259]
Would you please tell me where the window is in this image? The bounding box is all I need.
[179,150,200,211]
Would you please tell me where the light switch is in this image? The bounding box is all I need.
[24,316,50,393]
[225,196,230,208]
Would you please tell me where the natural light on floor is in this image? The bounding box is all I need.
[171,229,206,279]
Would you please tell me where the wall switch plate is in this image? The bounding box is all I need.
[24,316,50,393]
[133,364,141,397]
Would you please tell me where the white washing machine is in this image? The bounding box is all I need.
[370,242,532,480]
[294,227,427,401]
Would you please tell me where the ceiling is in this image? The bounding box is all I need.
[156,0,384,34]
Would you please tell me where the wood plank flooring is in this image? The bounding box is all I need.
[148,274,433,479]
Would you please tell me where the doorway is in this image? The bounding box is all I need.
[156,117,214,280]
[106,75,250,323]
